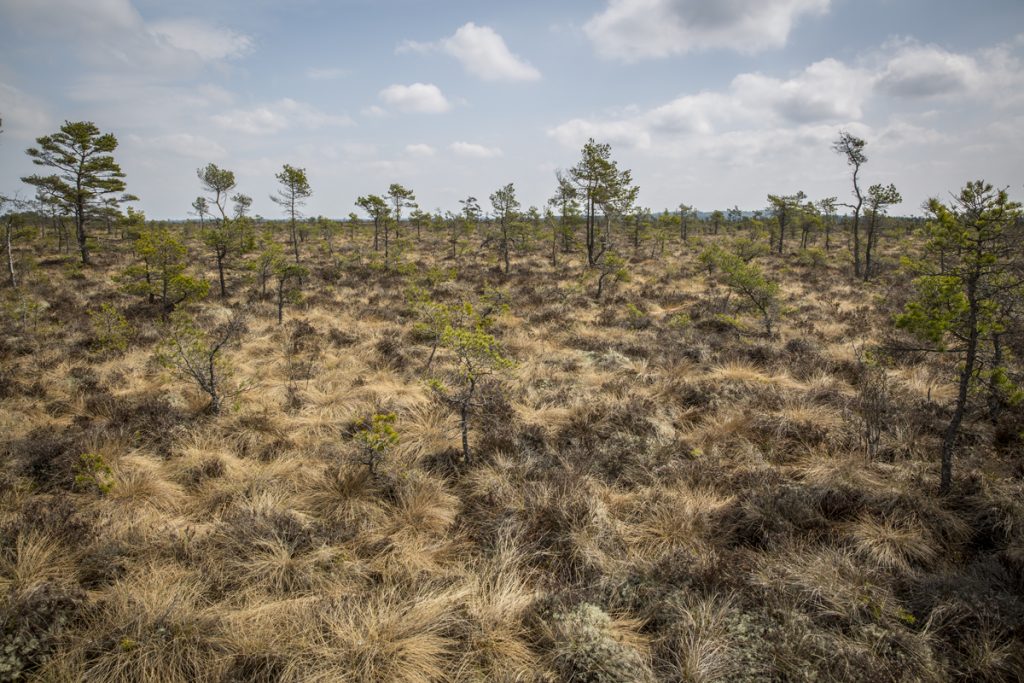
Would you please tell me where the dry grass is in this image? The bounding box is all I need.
[848,514,939,573]
[1,229,1021,681]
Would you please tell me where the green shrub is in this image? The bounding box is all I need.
[353,412,399,475]
[73,452,114,495]
[88,303,133,353]
[797,247,828,268]
[624,303,650,330]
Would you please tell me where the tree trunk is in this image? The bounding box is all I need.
[551,223,558,267]
[988,332,1004,422]
[864,212,878,280]
[586,197,597,266]
[851,168,864,277]
[5,222,16,288]
[502,221,510,274]
[217,252,227,298]
[460,402,471,465]
[940,278,979,495]
[277,281,285,324]
[207,357,221,414]
[76,198,90,265]
[290,212,300,263]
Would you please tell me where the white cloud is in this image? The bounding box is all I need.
[148,19,253,61]
[0,0,140,35]
[128,132,227,159]
[0,82,52,140]
[876,43,977,98]
[212,99,353,135]
[379,83,451,114]
[732,58,872,123]
[550,57,870,150]
[865,38,1024,106]
[548,118,653,149]
[584,0,831,61]
[305,67,349,81]
[400,23,540,82]
[0,0,253,74]
[450,141,503,159]
[361,105,390,118]
[405,143,436,157]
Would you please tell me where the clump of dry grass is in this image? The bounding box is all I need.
[202,492,341,598]
[618,484,734,564]
[660,592,738,683]
[0,531,77,595]
[310,583,461,682]
[452,558,539,681]
[109,454,185,512]
[43,567,222,683]
[848,513,939,573]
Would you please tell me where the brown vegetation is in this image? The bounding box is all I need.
[1,202,1023,682]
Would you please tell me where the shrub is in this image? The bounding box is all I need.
[701,245,782,335]
[88,303,133,353]
[623,303,650,330]
[797,247,828,269]
[545,602,654,683]
[73,452,114,495]
[353,412,399,476]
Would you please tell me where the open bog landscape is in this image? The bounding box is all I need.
[1,1,1023,681]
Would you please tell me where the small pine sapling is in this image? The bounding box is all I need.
[353,412,399,476]
[156,308,248,414]
[429,303,514,465]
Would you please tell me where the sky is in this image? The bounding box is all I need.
[1,0,1022,219]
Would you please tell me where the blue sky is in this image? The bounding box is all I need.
[1,0,1022,218]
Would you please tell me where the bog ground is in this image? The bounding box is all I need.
[2,211,1023,682]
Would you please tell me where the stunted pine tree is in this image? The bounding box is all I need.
[833,131,868,276]
[709,210,725,236]
[356,194,390,259]
[456,196,481,260]
[701,244,782,335]
[197,163,237,298]
[490,183,520,274]
[568,139,634,266]
[386,183,416,242]
[231,193,252,220]
[249,232,284,299]
[272,164,312,263]
[678,204,695,241]
[863,183,901,280]
[122,223,208,313]
[22,121,130,265]
[429,302,514,465]
[767,191,806,254]
[273,261,308,324]
[817,197,838,251]
[593,250,629,300]
[231,193,255,252]
[156,308,248,414]
[895,180,1023,495]
[549,171,579,260]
